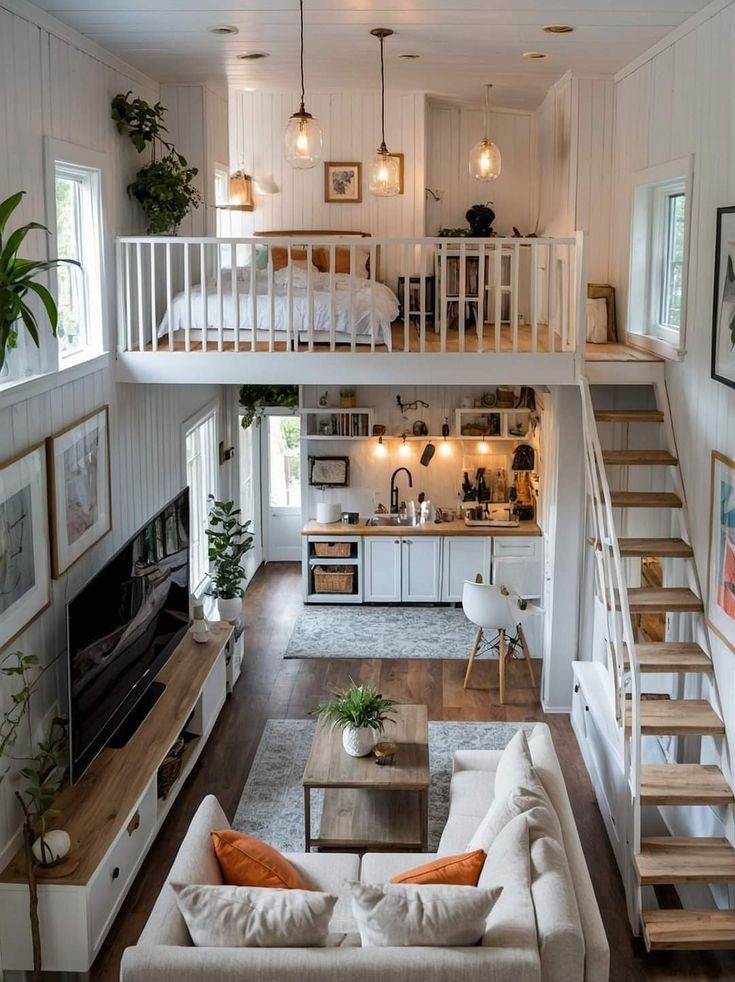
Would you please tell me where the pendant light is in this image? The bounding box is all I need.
[368,27,400,197]
[469,84,502,182]
[284,0,323,169]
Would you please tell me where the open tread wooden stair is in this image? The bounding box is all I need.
[617,537,693,558]
[594,409,664,423]
[603,449,677,466]
[625,699,724,736]
[610,491,682,508]
[640,764,734,806]
[642,909,735,950]
[624,641,712,674]
[614,587,703,612]
[636,838,735,884]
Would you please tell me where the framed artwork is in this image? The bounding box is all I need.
[309,456,350,487]
[711,206,735,389]
[47,406,111,577]
[324,162,362,203]
[707,450,735,653]
[389,153,405,194]
[0,443,51,649]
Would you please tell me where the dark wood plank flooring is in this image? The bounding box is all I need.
[93,562,735,982]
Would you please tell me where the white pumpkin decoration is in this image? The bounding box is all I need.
[32,829,71,866]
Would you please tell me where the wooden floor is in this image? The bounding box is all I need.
[92,562,735,982]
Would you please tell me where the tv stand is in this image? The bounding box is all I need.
[108,681,166,749]
[0,622,232,976]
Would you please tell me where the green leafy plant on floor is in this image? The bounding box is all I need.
[112,91,201,235]
[239,384,299,429]
[0,191,80,372]
[205,496,255,599]
[314,680,397,733]
[0,651,68,981]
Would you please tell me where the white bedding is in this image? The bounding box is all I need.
[157,270,399,350]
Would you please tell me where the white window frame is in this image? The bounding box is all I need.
[627,155,693,359]
[183,401,220,598]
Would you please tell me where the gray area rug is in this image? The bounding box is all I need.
[284,605,477,660]
[233,719,531,851]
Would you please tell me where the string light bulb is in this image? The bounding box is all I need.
[375,435,387,457]
[399,434,410,457]
[469,84,502,182]
[478,440,489,454]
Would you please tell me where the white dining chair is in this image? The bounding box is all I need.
[461,578,541,703]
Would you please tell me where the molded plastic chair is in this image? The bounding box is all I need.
[461,578,541,703]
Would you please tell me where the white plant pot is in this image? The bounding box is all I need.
[342,725,376,757]
[217,596,242,622]
[32,829,71,867]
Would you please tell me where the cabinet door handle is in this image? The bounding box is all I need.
[394,539,400,544]
[112,866,120,881]
[127,811,141,836]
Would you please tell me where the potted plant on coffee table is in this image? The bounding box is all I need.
[314,681,397,757]
[205,496,254,621]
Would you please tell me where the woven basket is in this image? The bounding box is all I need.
[158,737,185,799]
[313,566,355,594]
[313,542,352,558]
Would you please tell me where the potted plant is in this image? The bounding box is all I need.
[111,92,201,234]
[0,191,80,373]
[239,384,299,429]
[314,681,397,757]
[205,496,254,620]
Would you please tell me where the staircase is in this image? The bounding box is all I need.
[579,377,734,952]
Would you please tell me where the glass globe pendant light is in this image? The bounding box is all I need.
[284,0,323,168]
[368,28,400,197]
[469,84,502,181]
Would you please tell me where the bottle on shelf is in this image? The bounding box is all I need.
[492,468,507,503]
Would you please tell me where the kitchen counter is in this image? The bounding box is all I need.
[302,518,542,537]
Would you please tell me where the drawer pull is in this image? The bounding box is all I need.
[127,811,141,836]
[112,866,120,881]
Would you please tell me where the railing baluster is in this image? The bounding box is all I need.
[329,244,336,351]
[477,241,485,352]
[124,243,132,352]
[150,242,157,352]
[231,241,239,352]
[350,245,357,353]
[511,242,520,352]
[165,243,173,352]
[494,242,502,352]
[250,241,257,352]
[530,243,539,353]
[402,243,410,352]
[306,243,314,352]
[439,243,447,354]
[370,243,377,352]
[200,242,207,352]
[548,244,557,353]
[458,242,466,354]
[287,246,294,351]
[136,242,145,352]
[217,245,224,351]
[419,245,427,354]
[267,246,275,351]
[184,242,191,352]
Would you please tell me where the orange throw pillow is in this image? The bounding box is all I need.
[389,849,486,886]
[211,830,309,889]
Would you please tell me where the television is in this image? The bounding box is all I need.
[67,488,190,784]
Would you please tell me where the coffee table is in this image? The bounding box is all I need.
[302,704,429,852]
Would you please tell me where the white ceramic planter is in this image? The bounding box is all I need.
[217,596,242,622]
[342,725,376,757]
[32,829,71,866]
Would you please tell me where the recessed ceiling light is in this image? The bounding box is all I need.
[522,51,549,59]
[236,51,270,60]
[208,24,238,36]
[543,25,574,34]
[398,53,420,59]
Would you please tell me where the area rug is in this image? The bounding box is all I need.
[284,605,477,660]
[232,719,531,851]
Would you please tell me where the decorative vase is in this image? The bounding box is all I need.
[217,596,242,622]
[32,829,71,867]
[342,725,376,757]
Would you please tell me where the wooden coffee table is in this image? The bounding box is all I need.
[302,704,430,852]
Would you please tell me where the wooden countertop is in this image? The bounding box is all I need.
[302,518,542,537]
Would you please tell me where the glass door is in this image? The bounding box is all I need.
[261,414,302,561]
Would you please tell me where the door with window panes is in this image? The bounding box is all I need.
[261,414,302,562]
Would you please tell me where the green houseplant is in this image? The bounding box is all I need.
[0,651,68,981]
[314,681,397,757]
[205,496,254,620]
[112,91,201,234]
[0,191,80,372]
[239,384,299,429]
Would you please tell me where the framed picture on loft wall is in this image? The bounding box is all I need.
[47,406,111,577]
[707,450,735,653]
[0,443,51,649]
[324,162,362,203]
[711,206,735,389]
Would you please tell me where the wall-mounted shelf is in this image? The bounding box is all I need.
[456,407,532,440]
[301,407,373,439]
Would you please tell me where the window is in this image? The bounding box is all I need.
[185,405,219,594]
[267,416,301,508]
[628,156,692,356]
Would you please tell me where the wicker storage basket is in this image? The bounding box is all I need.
[313,566,355,594]
[158,736,185,799]
[313,541,352,558]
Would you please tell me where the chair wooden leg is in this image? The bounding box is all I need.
[464,628,483,689]
[498,630,506,705]
[518,624,535,686]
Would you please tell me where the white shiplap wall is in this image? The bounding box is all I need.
[610,0,735,778]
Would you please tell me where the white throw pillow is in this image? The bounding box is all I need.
[274,260,319,288]
[492,728,533,802]
[529,830,585,982]
[349,881,500,947]
[467,779,562,854]
[478,812,537,951]
[172,883,337,947]
[586,297,608,343]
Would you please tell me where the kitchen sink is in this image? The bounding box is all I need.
[365,515,421,527]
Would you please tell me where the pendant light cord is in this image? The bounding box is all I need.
[484,84,491,139]
[299,0,306,111]
[379,32,387,152]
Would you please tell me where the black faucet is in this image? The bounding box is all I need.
[390,467,413,513]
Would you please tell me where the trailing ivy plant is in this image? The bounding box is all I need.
[112,91,201,235]
[239,384,299,429]
[205,496,255,600]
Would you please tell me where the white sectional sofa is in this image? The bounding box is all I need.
[120,723,609,982]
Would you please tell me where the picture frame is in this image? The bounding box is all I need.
[707,450,735,654]
[0,442,51,649]
[711,206,735,389]
[47,406,112,577]
[389,153,405,194]
[309,456,350,488]
[324,162,362,203]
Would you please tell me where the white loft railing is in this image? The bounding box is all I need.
[116,232,585,355]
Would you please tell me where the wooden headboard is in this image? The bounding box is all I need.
[254,230,380,280]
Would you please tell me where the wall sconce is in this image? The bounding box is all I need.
[375,435,387,458]
[222,170,254,211]
[399,434,410,458]
[478,440,489,454]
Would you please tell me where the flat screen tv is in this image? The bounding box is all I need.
[67,488,190,784]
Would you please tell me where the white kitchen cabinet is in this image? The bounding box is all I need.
[492,536,543,598]
[401,536,442,602]
[363,536,402,602]
[441,537,492,602]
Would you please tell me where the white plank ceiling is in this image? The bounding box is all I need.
[31,0,711,109]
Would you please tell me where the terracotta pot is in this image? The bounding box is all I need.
[342,725,376,757]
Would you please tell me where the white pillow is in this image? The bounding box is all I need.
[478,812,537,951]
[274,260,319,288]
[349,881,500,947]
[586,297,608,343]
[492,728,533,802]
[172,883,337,947]
[529,829,585,982]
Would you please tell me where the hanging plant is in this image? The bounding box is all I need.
[112,91,201,235]
[239,384,299,429]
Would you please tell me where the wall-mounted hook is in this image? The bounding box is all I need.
[425,187,442,202]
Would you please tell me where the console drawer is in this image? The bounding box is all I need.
[493,536,540,558]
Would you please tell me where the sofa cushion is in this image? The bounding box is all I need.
[449,769,496,819]
[436,813,482,855]
[361,852,439,884]
[452,748,503,775]
[492,729,533,801]
[478,813,537,952]
[172,883,336,948]
[285,853,361,933]
[211,830,309,889]
[467,782,561,854]
[349,881,500,947]
[389,849,485,886]
[528,829,585,982]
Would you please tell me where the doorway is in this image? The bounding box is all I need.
[260,413,302,562]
